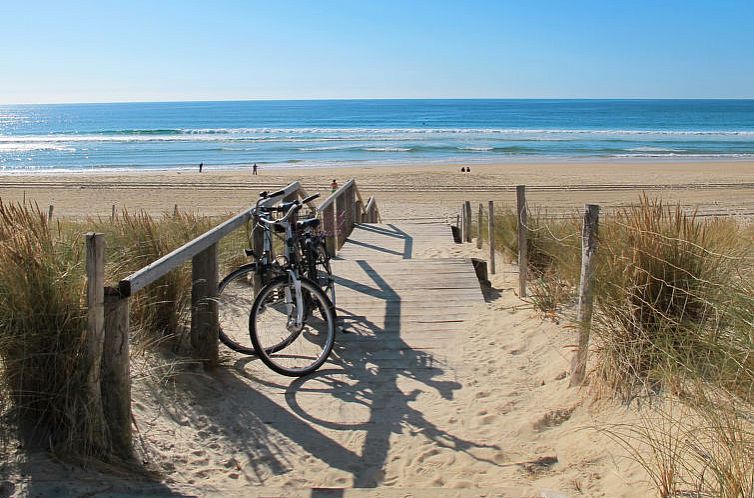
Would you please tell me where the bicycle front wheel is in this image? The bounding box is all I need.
[217,264,259,354]
[249,276,336,376]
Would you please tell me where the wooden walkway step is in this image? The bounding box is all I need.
[332,222,484,354]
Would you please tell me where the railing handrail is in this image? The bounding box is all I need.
[317,178,356,213]
[118,181,302,297]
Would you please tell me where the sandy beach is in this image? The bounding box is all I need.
[3,160,754,221]
[2,160,752,496]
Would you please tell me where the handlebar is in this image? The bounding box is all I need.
[256,199,302,227]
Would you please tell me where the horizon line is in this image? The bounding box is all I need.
[4,96,754,106]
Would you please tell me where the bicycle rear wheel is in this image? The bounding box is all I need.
[249,275,336,376]
[217,264,259,354]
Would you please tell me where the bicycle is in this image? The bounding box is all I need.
[217,190,336,376]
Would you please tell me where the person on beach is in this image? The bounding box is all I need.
[461,167,466,172]
[331,179,338,192]
[467,166,471,173]
[199,162,203,173]
[252,163,258,175]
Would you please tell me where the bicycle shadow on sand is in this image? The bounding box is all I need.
[277,259,500,487]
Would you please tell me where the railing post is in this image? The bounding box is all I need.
[323,204,337,255]
[335,189,350,249]
[517,185,528,297]
[85,233,108,450]
[191,242,219,370]
[477,203,483,249]
[464,201,472,242]
[103,288,132,458]
[488,200,496,274]
[570,204,600,387]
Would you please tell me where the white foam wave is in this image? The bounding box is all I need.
[0,143,76,152]
[459,146,494,151]
[363,147,411,152]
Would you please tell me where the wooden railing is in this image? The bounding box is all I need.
[84,178,378,457]
[317,179,380,256]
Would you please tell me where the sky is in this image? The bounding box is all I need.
[1,0,753,104]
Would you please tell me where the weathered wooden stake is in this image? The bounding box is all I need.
[570,204,600,387]
[488,200,496,275]
[173,204,179,219]
[464,201,472,243]
[103,289,132,458]
[191,243,219,370]
[477,203,483,249]
[516,185,528,297]
[111,204,116,221]
[48,205,54,222]
[85,233,108,449]
[459,205,466,243]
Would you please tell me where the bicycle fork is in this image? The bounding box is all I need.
[284,270,305,331]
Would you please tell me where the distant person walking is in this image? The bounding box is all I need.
[199,162,203,173]
[331,179,338,192]
[460,167,466,172]
[467,166,471,173]
[252,163,258,175]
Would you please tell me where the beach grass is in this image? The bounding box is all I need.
[486,195,753,496]
[0,202,247,461]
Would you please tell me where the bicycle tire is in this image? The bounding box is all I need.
[249,275,336,376]
[217,263,259,354]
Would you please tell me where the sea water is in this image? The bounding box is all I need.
[1,99,753,172]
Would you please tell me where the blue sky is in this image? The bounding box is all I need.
[2,0,753,103]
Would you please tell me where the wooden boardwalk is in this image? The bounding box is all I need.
[332,222,484,356]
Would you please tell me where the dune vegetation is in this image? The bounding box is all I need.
[479,195,754,497]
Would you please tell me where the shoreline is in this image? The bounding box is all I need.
[3,155,754,177]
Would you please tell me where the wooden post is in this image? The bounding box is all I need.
[516,185,528,297]
[47,205,54,222]
[355,199,363,224]
[570,204,600,387]
[173,204,179,219]
[323,204,336,256]
[191,243,219,370]
[111,204,116,221]
[85,233,107,449]
[103,289,132,458]
[463,201,471,242]
[477,203,483,249]
[459,205,466,243]
[488,201,496,275]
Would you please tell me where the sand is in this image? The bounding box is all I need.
[2,160,754,221]
[2,160,752,496]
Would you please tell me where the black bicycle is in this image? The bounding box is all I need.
[217,190,336,376]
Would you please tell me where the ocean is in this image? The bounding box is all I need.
[1,99,753,172]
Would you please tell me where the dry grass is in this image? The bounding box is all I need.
[0,203,245,462]
[485,195,753,496]
[0,201,95,455]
